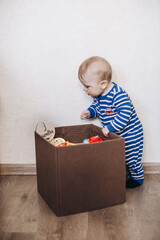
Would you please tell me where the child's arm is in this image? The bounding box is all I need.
[102,126,110,137]
[106,91,132,133]
[81,110,90,119]
[87,98,98,118]
[81,98,98,120]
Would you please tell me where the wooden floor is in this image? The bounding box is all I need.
[0,174,160,240]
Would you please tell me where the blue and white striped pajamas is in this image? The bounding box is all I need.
[88,83,144,183]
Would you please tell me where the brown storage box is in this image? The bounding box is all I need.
[35,124,126,216]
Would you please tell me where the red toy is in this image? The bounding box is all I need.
[89,136,103,143]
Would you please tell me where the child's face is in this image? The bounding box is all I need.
[81,71,104,97]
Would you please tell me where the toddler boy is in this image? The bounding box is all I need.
[78,56,144,188]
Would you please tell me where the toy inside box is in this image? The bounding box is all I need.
[35,123,126,216]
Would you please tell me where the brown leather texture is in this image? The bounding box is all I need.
[35,124,126,216]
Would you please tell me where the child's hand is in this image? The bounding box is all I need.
[81,110,90,120]
[102,126,110,137]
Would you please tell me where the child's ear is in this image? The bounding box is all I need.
[101,80,108,90]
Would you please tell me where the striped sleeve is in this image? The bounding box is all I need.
[87,98,98,118]
[107,91,132,132]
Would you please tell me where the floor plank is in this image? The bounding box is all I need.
[0,174,160,240]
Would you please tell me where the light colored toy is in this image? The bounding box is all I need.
[36,121,55,141]
[50,138,65,146]
[83,138,89,144]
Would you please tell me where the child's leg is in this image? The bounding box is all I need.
[125,130,144,188]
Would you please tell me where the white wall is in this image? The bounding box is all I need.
[0,0,160,164]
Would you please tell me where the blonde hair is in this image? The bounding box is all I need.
[78,56,112,82]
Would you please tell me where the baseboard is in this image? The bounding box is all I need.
[143,162,160,174]
[0,164,36,175]
[0,163,160,175]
